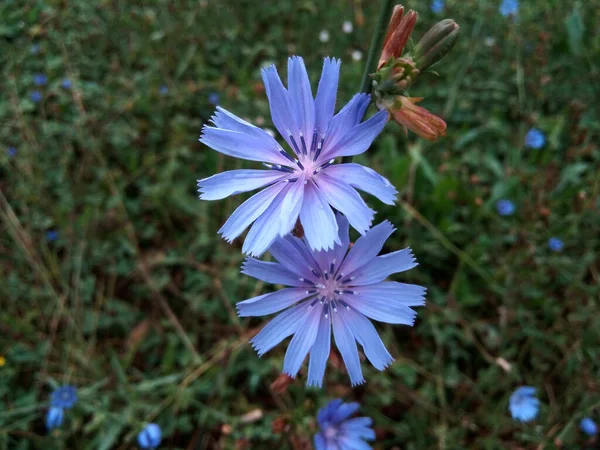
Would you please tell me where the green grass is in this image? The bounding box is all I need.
[1,0,599,449]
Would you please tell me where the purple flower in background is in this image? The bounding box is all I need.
[46,230,59,242]
[50,385,77,409]
[33,73,48,86]
[524,128,545,149]
[208,92,220,105]
[30,91,43,103]
[500,0,518,17]
[198,57,393,256]
[580,417,598,436]
[46,407,64,430]
[159,84,169,95]
[314,399,375,450]
[31,44,41,55]
[61,78,72,89]
[509,386,539,422]
[430,0,444,14]
[138,423,162,449]
[237,214,425,386]
[548,237,563,252]
[496,199,515,216]
[7,147,17,157]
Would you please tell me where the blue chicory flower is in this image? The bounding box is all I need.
[237,214,425,387]
[30,91,43,103]
[61,78,72,89]
[509,386,539,422]
[524,128,545,149]
[314,399,375,450]
[33,73,48,86]
[548,237,564,252]
[198,56,393,256]
[159,84,169,95]
[46,230,59,242]
[138,423,162,449]
[496,199,515,216]
[580,417,598,436]
[499,0,518,16]
[7,147,17,157]
[208,92,220,105]
[50,385,77,409]
[46,407,64,430]
[31,44,41,55]
[430,0,444,14]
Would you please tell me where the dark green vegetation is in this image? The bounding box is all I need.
[1,0,599,449]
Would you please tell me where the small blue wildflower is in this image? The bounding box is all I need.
[496,199,515,216]
[580,417,598,436]
[138,423,162,449]
[548,237,564,252]
[46,230,59,242]
[314,399,375,450]
[7,147,17,157]
[509,386,539,422]
[430,0,444,14]
[524,128,545,149]
[237,214,425,386]
[30,91,43,103]
[61,78,72,89]
[208,92,220,105]
[198,56,392,255]
[50,385,77,409]
[159,84,169,95]
[499,0,518,17]
[33,73,48,86]
[31,44,41,55]
[45,407,64,430]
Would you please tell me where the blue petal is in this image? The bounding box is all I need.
[307,312,331,387]
[198,170,286,200]
[219,182,287,243]
[353,282,426,307]
[341,417,375,440]
[332,309,364,386]
[339,221,395,275]
[277,173,305,237]
[46,407,64,430]
[341,293,417,325]
[288,56,315,142]
[342,308,393,370]
[323,110,388,159]
[314,58,341,135]
[348,249,418,285]
[237,288,311,317]
[300,182,339,251]
[327,213,351,267]
[250,302,308,356]
[323,163,397,205]
[318,399,343,424]
[211,107,277,140]
[322,94,370,159]
[330,401,360,423]
[315,174,374,235]
[262,65,296,148]
[200,127,291,166]
[283,302,321,377]
[269,236,321,282]
[241,258,305,286]
[314,433,327,450]
[337,437,372,450]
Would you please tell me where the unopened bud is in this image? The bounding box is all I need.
[412,19,460,71]
[379,6,418,69]
[381,96,447,141]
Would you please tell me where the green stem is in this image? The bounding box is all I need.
[343,0,395,163]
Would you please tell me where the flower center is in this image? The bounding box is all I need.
[302,258,357,318]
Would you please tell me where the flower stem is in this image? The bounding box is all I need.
[343,0,395,164]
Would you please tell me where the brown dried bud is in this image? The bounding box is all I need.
[387,96,447,141]
[270,373,295,394]
[379,6,418,69]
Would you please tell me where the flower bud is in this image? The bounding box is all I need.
[411,19,460,71]
[382,96,447,141]
[378,6,418,69]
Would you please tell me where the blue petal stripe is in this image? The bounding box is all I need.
[353,282,426,307]
[314,58,341,135]
[343,308,393,370]
[323,163,397,205]
[339,221,395,275]
[288,56,315,142]
[241,258,306,287]
[348,249,418,285]
[277,172,305,237]
[330,401,360,423]
[269,236,321,283]
[262,65,296,148]
[332,309,364,386]
[307,311,331,387]
[219,182,287,243]
[237,288,310,317]
[323,93,370,159]
[300,181,339,252]
[341,294,417,325]
[250,302,308,356]
[314,174,374,235]
[283,302,321,377]
[198,169,286,201]
[322,110,388,159]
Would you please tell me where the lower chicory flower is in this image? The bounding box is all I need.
[314,399,375,450]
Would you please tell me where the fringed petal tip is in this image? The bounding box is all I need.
[350,378,366,388]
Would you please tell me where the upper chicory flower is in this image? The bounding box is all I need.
[30,91,43,103]
[138,423,162,449]
[580,417,598,436]
[61,78,73,89]
[496,199,515,216]
[237,214,425,387]
[548,237,564,252]
[500,0,519,17]
[524,128,545,149]
[509,386,540,422]
[198,57,393,256]
[314,399,375,450]
[430,0,444,14]
[50,385,77,409]
[33,73,48,86]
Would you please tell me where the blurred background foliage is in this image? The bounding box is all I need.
[1,0,599,448]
